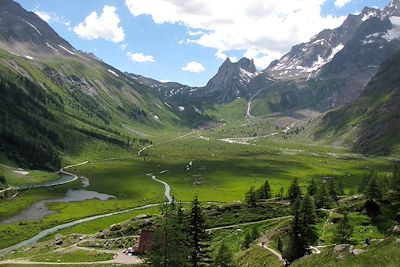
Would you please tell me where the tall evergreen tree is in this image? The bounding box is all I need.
[277,236,283,254]
[146,204,191,267]
[392,163,400,196]
[307,178,317,196]
[300,194,318,245]
[213,242,234,267]
[285,195,318,262]
[242,231,252,249]
[285,198,306,262]
[315,183,330,209]
[189,195,211,267]
[366,177,382,201]
[245,186,257,208]
[258,180,272,199]
[328,178,338,202]
[358,170,376,193]
[288,178,302,203]
[335,212,353,243]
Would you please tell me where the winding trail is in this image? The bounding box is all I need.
[258,242,286,265]
[146,171,173,204]
[206,215,292,232]
[0,203,162,256]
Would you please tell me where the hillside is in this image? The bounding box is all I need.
[0,0,192,169]
[315,50,400,156]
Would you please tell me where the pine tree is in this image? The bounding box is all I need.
[189,195,211,267]
[245,186,257,208]
[288,178,302,203]
[146,204,191,267]
[258,180,272,199]
[315,183,330,209]
[285,198,306,262]
[250,226,259,241]
[337,179,345,196]
[213,242,234,267]
[335,212,353,243]
[300,194,318,246]
[366,177,382,201]
[307,178,317,196]
[392,163,400,196]
[242,231,252,249]
[328,178,338,202]
[285,195,318,262]
[358,170,376,193]
[277,187,285,200]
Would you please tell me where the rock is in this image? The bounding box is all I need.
[395,237,400,244]
[352,249,368,256]
[334,244,349,254]
[349,245,354,254]
[392,225,400,234]
[54,236,63,246]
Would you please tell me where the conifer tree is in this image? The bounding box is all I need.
[242,232,252,249]
[147,204,191,267]
[245,186,257,208]
[258,180,272,199]
[189,195,211,267]
[315,183,330,209]
[358,170,376,193]
[288,178,302,203]
[213,242,234,267]
[392,163,400,196]
[335,212,353,243]
[250,226,259,241]
[300,194,318,245]
[307,178,317,196]
[366,177,382,201]
[328,178,338,202]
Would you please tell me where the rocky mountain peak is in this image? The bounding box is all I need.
[384,0,400,17]
[0,0,75,56]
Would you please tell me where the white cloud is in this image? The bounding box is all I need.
[160,79,170,83]
[125,0,345,68]
[182,61,205,73]
[127,52,155,63]
[335,0,352,8]
[35,11,51,22]
[188,30,204,36]
[74,6,125,43]
[120,43,128,50]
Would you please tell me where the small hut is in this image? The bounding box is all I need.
[134,229,153,254]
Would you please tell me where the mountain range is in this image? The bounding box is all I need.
[1,0,400,170]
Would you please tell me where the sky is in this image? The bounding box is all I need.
[15,0,390,86]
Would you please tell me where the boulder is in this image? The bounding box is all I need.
[352,249,368,256]
[393,225,400,234]
[334,244,349,254]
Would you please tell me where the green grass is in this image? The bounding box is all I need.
[235,245,284,267]
[0,164,58,187]
[29,249,114,263]
[291,237,400,267]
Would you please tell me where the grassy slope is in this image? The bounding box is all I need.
[316,51,400,156]
[292,237,400,267]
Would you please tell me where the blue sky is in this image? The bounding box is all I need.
[16,0,390,86]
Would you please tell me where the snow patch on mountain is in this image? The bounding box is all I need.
[58,45,75,55]
[107,69,119,77]
[385,16,400,41]
[24,21,42,35]
[46,42,59,52]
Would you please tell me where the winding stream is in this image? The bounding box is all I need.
[146,171,173,204]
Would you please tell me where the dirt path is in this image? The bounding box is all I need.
[258,242,286,264]
[206,215,292,232]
